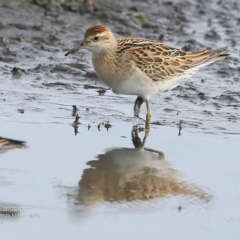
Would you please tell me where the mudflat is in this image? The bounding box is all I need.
[0,1,239,239]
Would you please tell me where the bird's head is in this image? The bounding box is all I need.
[65,25,116,56]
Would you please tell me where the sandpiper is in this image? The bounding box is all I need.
[65,25,228,126]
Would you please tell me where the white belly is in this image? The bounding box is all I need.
[112,68,200,100]
[93,55,200,100]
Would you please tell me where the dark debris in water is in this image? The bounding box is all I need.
[11,67,26,77]
[96,121,112,131]
[178,206,182,212]
[178,120,183,136]
[17,109,24,114]
[72,114,80,126]
[72,114,80,136]
[104,121,112,131]
[72,105,78,117]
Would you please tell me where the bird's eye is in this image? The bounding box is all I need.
[93,36,100,41]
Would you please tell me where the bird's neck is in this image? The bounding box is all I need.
[91,39,121,86]
[92,39,118,60]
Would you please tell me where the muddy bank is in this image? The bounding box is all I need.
[0,0,239,134]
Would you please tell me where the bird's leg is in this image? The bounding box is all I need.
[134,96,145,119]
[145,100,152,129]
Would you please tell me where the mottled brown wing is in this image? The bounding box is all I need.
[127,43,228,81]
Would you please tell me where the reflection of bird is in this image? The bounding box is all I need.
[74,127,210,207]
[77,148,209,205]
[65,25,228,125]
[0,136,27,154]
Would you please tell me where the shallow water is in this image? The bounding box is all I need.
[1,119,240,239]
[0,0,240,239]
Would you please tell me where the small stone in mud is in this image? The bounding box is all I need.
[158,34,165,41]
[198,92,206,100]
[182,39,199,52]
[18,109,24,114]
[84,72,98,79]
[11,67,26,77]
[97,89,106,96]
[205,29,221,41]
[182,44,192,52]
[1,37,10,45]
[78,0,96,14]
[42,82,76,90]
[84,84,103,90]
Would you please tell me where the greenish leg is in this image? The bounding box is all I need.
[145,100,152,128]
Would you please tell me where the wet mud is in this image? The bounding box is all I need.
[0,0,239,133]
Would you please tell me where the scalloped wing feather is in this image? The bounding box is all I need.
[117,39,228,81]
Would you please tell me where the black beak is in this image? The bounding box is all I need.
[65,41,84,56]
